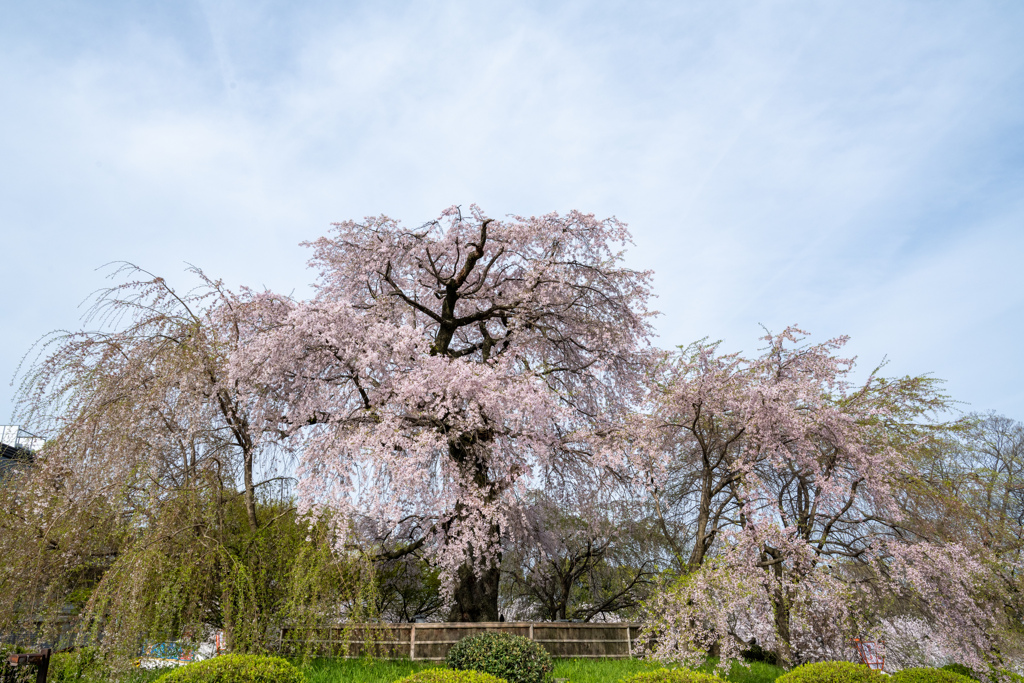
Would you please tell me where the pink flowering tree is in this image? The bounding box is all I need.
[624,329,1008,669]
[234,205,655,621]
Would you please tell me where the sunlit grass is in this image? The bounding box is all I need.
[696,658,785,683]
[297,657,785,683]
[300,658,441,683]
[551,657,667,683]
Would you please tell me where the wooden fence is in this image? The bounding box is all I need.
[279,622,642,661]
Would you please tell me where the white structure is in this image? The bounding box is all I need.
[0,426,44,452]
[0,426,43,479]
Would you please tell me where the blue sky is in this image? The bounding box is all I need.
[2,1,1023,425]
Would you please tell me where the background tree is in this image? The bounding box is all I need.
[500,493,658,622]
[625,329,1009,670]
[898,413,1024,664]
[235,205,655,621]
[373,553,445,623]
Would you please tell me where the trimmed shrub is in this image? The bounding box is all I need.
[154,654,304,683]
[940,665,979,681]
[620,669,724,683]
[776,662,881,683]
[891,668,974,683]
[396,669,508,683]
[445,633,553,683]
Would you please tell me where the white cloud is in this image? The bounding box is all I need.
[2,0,1023,420]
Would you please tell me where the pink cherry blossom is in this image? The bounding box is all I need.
[232,206,656,620]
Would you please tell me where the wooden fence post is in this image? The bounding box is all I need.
[529,623,534,641]
[626,625,632,657]
[410,625,417,661]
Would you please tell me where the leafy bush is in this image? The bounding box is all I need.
[49,647,109,683]
[395,669,508,683]
[940,665,979,681]
[620,669,724,683]
[890,668,974,683]
[445,633,553,683]
[776,662,880,683]
[154,654,304,683]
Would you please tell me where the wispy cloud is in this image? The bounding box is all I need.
[2,0,1023,420]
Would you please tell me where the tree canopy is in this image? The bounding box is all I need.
[4,206,1022,674]
[233,205,655,620]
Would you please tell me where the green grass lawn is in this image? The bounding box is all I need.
[301,658,439,683]
[297,657,785,683]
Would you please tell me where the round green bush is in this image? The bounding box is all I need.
[445,633,553,683]
[395,669,508,683]
[890,668,974,683]
[153,654,305,683]
[620,669,724,683]
[776,661,881,683]
[940,665,979,681]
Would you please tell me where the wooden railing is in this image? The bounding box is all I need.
[279,622,642,661]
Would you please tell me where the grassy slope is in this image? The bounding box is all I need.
[298,658,785,683]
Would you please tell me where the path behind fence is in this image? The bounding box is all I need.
[280,622,641,661]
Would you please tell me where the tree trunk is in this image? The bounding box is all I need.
[449,558,501,622]
[687,464,714,570]
[771,581,793,668]
[446,429,502,622]
[243,448,258,531]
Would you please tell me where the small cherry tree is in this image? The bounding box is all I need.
[235,205,654,621]
[624,329,1006,669]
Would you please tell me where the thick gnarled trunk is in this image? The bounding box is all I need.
[446,431,502,622]
[449,559,501,622]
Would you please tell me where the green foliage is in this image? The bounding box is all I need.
[70,492,378,664]
[890,668,975,683]
[0,480,124,645]
[49,647,109,683]
[394,669,507,683]
[0,645,33,683]
[77,484,295,657]
[25,648,161,683]
[939,665,979,681]
[279,516,384,660]
[620,668,724,683]
[445,633,553,683]
[775,662,880,683]
[154,654,304,683]
[992,671,1024,683]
